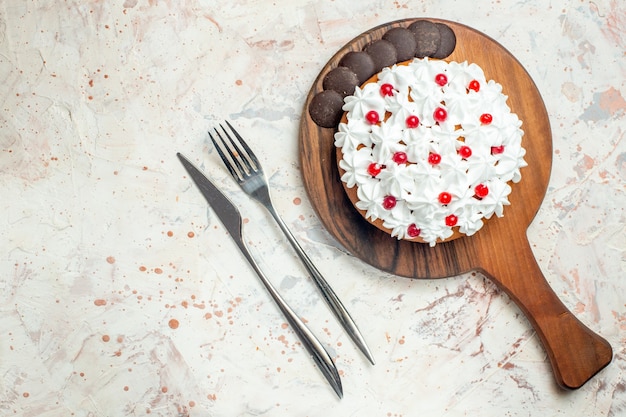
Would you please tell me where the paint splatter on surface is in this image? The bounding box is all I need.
[0,1,624,416]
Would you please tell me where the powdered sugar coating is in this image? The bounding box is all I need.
[335,58,527,246]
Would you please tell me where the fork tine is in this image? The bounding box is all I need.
[218,125,254,175]
[208,129,243,182]
[224,121,261,171]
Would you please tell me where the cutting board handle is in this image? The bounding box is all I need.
[481,238,613,389]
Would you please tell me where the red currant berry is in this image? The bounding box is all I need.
[475,183,489,198]
[480,113,493,125]
[445,214,458,227]
[433,107,447,123]
[468,80,480,92]
[366,110,380,124]
[380,83,394,97]
[382,195,397,210]
[392,151,408,164]
[458,145,472,159]
[438,192,452,205]
[407,223,421,238]
[367,162,383,177]
[428,153,442,165]
[491,145,505,155]
[435,73,448,86]
[406,115,420,128]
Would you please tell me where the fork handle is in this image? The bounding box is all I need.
[234,238,343,398]
[267,207,376,365]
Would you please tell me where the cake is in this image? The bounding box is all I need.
[334,58,527,246]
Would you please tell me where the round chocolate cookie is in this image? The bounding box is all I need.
[363,39,398,73]
[322,66,359,98]
[338,51,376,85]
[308,89,344,128]
[408,19,441,58]
[432,23,456,59]
[382,27,417,62]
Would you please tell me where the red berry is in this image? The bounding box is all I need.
[445,214,458,227]
[428,153,442,165]
[366,110,380,124]
[380,83,394,97]
[475,183,489,198]
[433,107,447,123]
[382,195,397,210]
[367,162,383,177]
[438,192,452,205]
[469,80,480,92]
[458,145,472,159]
[406,115,420,128]
[435,73,448,86]
[407,223,421,238]
[491,145,505,155]
[392,151,408,164]
[480,113,493,125]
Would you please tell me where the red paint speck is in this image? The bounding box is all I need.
[187,231,195,238]
[102,335,110,342]
[293,197,301,205]
[168,319,179,329]
[167,230,173,237]
[106,256,115,264]
[94,299,107,306]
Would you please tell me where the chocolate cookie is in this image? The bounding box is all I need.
[308,90,344,128]
[382,27,417,62]
[338,51,376,85]
[322,66,360,98]
[408,20,441,58]
[432,23,456,59]
[363,39,398,73]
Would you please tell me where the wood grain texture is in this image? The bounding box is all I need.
[298,18,612,389]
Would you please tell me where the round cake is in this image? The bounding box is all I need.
[334,57,527,246]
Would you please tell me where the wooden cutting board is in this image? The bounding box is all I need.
[298,18,612,389]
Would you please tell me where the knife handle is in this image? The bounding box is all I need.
[266,206,375,365]
[234,238,343,398]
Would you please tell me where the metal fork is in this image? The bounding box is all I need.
[209,121,375,365]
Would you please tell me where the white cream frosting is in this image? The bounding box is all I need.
[334,58,527,246]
